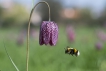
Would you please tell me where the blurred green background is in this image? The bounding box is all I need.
[0,0,106,71]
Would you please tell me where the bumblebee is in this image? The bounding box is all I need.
[64,46,80,56]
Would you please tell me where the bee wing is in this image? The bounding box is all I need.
[64,46,70,50]
[67,46,70,48]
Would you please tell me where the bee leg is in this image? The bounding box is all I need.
[70,50,74,56]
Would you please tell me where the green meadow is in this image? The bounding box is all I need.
[0,27,106,71]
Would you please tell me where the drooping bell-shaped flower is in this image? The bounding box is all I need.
[66,25,75,42]
[95,42,103,50]
[39,21,58,46]
[96,30,106,42]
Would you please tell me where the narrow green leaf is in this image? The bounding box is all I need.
[3,41,20,71]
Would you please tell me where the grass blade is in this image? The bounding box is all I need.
[3,41,20,71]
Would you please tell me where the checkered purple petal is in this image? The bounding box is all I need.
[42,21,51,45]
[50,22,58,45]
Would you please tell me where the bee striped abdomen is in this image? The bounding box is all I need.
[65,46,80,56]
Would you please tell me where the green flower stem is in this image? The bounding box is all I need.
[32,0,34,8]
[26,1,51,71]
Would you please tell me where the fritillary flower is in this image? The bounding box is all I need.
[95,42,103,50]
[66,25,75,42]
[96,30,106,42]
[39,21,58,46]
